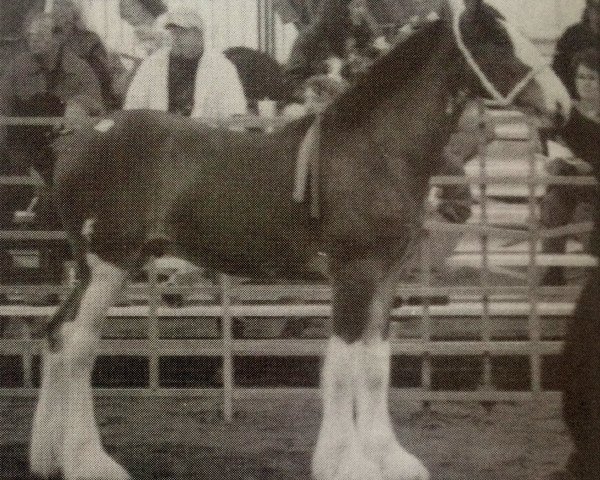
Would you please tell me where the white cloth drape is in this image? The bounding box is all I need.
[123,46,247,118]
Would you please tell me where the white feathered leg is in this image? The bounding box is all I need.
[355,338,429,480]
[312,336,382,480]
[61,254,130,480]
[30,347,66,478]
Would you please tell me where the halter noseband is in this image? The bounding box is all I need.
[451,2,547,108]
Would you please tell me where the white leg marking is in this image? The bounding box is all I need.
[62,254,130,480]
[30,348,66,478]
[312,336,382,480]
[355,337,429,480]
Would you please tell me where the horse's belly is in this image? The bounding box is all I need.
[168,193,323,279]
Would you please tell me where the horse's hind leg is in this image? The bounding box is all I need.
[59,253,129,480]
[354,275,429,480]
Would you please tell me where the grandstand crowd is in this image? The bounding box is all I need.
[0,1,599,477]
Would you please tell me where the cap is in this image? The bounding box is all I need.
[163,8,205,31]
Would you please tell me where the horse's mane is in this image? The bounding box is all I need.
[326,19,447,125]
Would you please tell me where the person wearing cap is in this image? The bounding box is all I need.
[124,8,247,119]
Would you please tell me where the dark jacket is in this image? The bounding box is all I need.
[0,46,102,179]
[284,20,377,96]
[552,16,600,98]
[559,108,600,256]
[62,29,118,109]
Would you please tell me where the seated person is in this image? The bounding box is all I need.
[124,8,247,119]
[0,13,102,227]
[51,0,119,109]
[540,47,600,286]
[284,0,389,99]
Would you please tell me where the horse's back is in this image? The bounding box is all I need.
[53,111,217,252]
[52,110,320,274]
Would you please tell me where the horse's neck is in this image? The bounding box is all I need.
[364,35,460,178]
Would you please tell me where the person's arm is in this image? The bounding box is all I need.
[435,153,473,224]
[84,34,118,109]
[71,56,103,111]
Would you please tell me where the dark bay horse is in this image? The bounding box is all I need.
[30,1,571,479]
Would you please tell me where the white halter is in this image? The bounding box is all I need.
[448,0,549,107]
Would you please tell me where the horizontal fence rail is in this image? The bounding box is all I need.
[0,110,595,419]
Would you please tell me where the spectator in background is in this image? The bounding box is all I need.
[124,8,246,119]
[0,13,102,226]
[540,0,599,287]
[544,47,600,480]
[51,0,119,109]
[284,0,390,98]
[541,44,600,286]
[553,0,600,100]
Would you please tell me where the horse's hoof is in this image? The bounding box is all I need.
[30,427,63,479]
[312,439,383,480]
[312,440,340,480]
[64,449,130,480]
[30,357,65,479]
[379,444,429,480]
[30,460,62,480]
[334,444,383,480]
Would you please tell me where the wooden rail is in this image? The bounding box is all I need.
[0,110,593,419]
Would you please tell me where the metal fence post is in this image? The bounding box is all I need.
[526,118,542,395]
[477,101,493,397]
[221,274,234,422]
[148,257,160,392]
[420,229,432,411]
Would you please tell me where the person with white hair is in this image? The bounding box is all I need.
[124,8,247,118]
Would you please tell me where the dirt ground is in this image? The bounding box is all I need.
[0,396,571,480]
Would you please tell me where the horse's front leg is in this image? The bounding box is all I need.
[30,274,89,478]
[313,257,384,480]
[60,254,130,480]
[355,276,429,480]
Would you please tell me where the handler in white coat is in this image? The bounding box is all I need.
[124,8,247,119]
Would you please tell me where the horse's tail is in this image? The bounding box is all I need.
[45,234,90,352]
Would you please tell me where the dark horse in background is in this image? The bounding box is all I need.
[29,1,571,479]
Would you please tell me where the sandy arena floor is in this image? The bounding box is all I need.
[0,395,572,480]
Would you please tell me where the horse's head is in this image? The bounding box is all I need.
[444,0,571,123]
